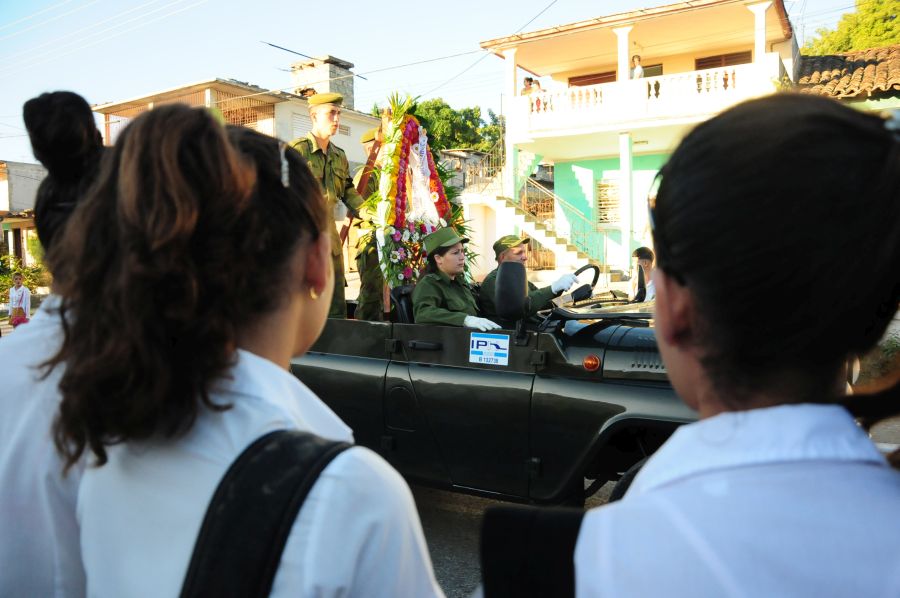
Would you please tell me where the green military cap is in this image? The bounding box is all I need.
[307,92,343,107]
[360,127,378,144]
[423,227,468,254]
[493,235,530,260]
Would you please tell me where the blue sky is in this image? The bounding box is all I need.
[0,0,854,163]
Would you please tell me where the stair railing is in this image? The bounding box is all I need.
[519,178,604,263]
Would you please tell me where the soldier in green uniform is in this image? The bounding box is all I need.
[352,127,386,321]
[412,227,500,331]
[290,92,364,318]
[478,235,577,326]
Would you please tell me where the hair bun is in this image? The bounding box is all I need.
[23,91,102,180]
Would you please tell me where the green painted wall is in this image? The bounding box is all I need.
[554,154,669,217]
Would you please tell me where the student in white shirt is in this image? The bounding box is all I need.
[46,105,444,598]
[0,91,104,598]
[7,272,30,326]
[575,94,900,596]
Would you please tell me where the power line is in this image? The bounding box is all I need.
[3,0,173,62]
[0,0,103,43]
[0,0,209,76]
[422,0,559,96]
[0,0,76,32]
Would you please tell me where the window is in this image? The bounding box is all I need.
[596,179,620,225]
[292,113,312,139]
[695,51,752,71]
[643,64,663,77]
[569,71,617,86]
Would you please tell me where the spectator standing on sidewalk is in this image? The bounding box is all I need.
[0,90,104,598]
[47,105,443,598]
[574,95,900,597]
[7,273,30,327]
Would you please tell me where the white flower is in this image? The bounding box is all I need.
[386,226,395,234]
[430,191,439,202]
[402,229,411,242]
[398,272,405,280]
[411,144,419,154]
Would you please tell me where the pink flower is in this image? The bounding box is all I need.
[402,267,414,279]
[392,231,403,242]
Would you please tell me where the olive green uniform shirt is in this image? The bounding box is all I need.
[291,132,365,318]
[478,267,556,322]
[290,132,365,258]
[412,271,479,326]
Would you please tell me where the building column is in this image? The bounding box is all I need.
[747,1,772,63]
[619,131,633,269]
[613,26,633,80]
[502,47,518,198]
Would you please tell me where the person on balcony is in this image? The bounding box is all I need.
[478,235,577,327]
[520,77,534,96]
[631,55,644,79]
[412,227,500,331]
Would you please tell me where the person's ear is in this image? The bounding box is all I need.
[303,233,330,297]
[653,268,694,348]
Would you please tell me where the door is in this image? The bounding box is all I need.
[389,323,537,498]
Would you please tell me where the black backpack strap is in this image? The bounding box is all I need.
[180,429,351,598]
[480,505,585,598]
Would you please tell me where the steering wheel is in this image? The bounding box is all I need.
[570,263,600,302]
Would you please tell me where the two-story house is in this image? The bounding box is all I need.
[94,55,380,170]
[465,0,796,280]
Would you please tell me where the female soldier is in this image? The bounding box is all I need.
[573,95,900,595]
[48,105,443,597]
[413,227,500,331]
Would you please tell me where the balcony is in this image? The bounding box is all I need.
[511,55,786,140]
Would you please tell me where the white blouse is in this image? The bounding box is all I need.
[576,404,900,597]
[78,349,444,598]
[8,284,30,318]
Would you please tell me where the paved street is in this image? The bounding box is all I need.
[413,482,613,598]
[415,418,900,598]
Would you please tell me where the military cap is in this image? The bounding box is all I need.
[493,235,530,260]
[360,127,378,144]
[423,227,468,254]
[307,92,343,107]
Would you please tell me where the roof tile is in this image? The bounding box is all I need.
[797,45,900,99]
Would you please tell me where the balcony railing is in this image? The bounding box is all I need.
[515,58,783,136]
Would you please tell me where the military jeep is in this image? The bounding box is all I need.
[291,263,695,504]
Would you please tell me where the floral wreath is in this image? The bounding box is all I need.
[373,95,456,287]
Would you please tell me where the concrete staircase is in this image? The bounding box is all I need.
[467,192,588,269]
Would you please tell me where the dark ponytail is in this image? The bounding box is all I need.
[49,105,325,471]
[23,91,104,253]
[652,94,900,443]
[652,94,900,460]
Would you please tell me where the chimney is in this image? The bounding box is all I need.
[290,55,355,110]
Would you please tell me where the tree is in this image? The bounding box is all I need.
[370,98,504,153]
[802,0,900,54]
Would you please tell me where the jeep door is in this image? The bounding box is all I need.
[387,323,538,499]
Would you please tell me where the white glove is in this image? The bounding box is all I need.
[551,273,578,294]
[464,316,502,331]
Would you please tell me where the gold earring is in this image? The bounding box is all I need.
[309,287,319,300]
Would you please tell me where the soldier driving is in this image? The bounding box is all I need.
[478,235,577,327]
[290,92,364,318]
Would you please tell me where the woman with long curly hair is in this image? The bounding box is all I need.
[48,105,443,597]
